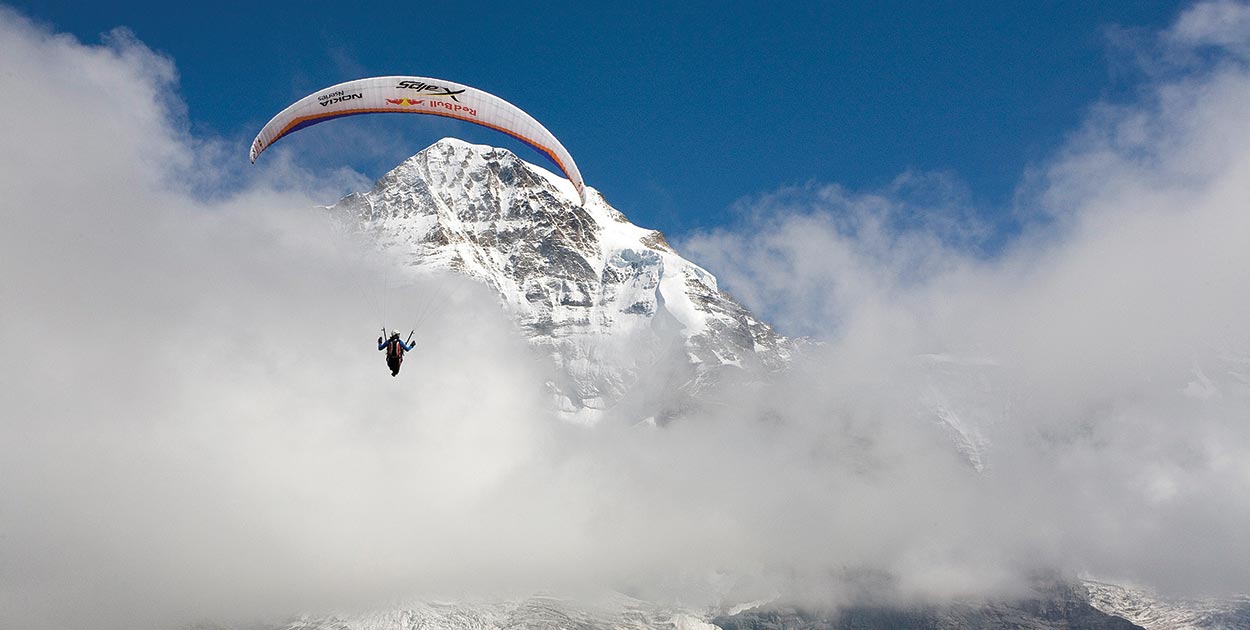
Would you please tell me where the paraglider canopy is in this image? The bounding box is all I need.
[250,76,586,204]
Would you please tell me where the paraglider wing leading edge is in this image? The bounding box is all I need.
[249,76,585,203]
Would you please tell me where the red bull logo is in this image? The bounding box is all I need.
[428,100,477,117]
[385,97,477,117]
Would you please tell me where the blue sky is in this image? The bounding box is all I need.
[10,1,1185,236]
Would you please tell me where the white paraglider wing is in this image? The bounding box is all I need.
[250,76,585,203]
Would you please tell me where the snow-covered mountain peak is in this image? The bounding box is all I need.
[330,138,791,422]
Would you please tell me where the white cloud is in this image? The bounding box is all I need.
[684,0,1250,601]
[1168,0,1250,56]
[0,9,560,628]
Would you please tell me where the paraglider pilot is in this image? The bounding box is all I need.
[378,329,415,377]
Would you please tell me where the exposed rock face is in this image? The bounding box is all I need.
[328,138,792,423]
[1083,579,1250,630]
[273,594,712,630]
[714,582,1144,630]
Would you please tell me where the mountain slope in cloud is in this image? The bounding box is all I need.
[287,142,1157,630]
[1085,579,1250,630]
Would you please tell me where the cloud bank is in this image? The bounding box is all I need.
[683,0,1250,600]
[1,3,1249,629]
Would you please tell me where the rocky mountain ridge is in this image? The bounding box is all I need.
[328,138,792,423]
